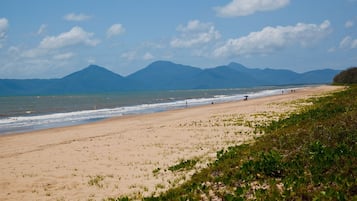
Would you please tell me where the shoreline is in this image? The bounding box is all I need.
[0,85,343,200]
[0,87,298,137]
[0,85,309,136]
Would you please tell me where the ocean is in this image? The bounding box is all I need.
[0,86,304,135]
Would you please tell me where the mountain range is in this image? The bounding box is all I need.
[0,61,340,95]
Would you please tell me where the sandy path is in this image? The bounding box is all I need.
[0,85,342,200]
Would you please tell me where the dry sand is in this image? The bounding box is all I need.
[0,85,343,200]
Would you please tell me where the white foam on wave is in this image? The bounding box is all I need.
[0,87,299,134]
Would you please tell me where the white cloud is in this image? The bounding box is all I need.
[142,41,165,49]
[352,41,357,49]
[64,13,91,21]
[87,58,96,64]
[8,46,20,54]
[345,20,354,28]
[121,51,155,61]
[53,52,75,60]
[143,52,154,60]
[121,51,136,61]
[39,26,99,49]
[214,20,331,57]
[170,20,220,48]
[37,24,47,35]
[339,36,357,49]
[339,36,351,48]
[327,47,336,53]
[0,18,8,37]
[22,26,99,59]
[22,48,46,58]
[106,24,125,38]
[176,20,208,32]
[215,0,290,17]
[1,26,97,78]
[0,18,9,48]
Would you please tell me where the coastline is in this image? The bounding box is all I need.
[0,85,310,136]
[0,85,343,200]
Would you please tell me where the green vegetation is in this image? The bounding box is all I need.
[113,86,357,200]
[152,168,161,176]
[105,197,130,201]
[333,67,357,84]
[168,159,199,172]
[88,175,105,188]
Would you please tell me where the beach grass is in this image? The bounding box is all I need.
[88,175,105,188]
[168,159,199,172]
[105,85,357,200]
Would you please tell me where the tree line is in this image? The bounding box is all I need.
[334,67,357,84]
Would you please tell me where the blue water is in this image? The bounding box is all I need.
[0,86,304,135]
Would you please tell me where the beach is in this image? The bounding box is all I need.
[0,85,342,200]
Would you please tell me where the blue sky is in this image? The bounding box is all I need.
[0,0,356,78]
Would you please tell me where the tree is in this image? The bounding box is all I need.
[333,67,357,84]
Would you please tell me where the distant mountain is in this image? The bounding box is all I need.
[296,69,343,84]
[227,62,300,85]
[127,61,202,90]
[0,79,55,95]
[190,65,259,88]
[44,65,133,94]
[0,61,341,96]
[0,65,134,95]
[130,61,338,89]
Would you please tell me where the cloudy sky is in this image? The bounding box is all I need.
[0,0,356,78]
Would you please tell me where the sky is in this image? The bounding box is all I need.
[0,0,356,79]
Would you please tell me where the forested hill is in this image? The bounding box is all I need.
[0,61,340,95]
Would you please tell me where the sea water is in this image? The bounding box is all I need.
[0,86,305,135]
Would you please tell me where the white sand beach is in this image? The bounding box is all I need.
[0,85,343,200]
